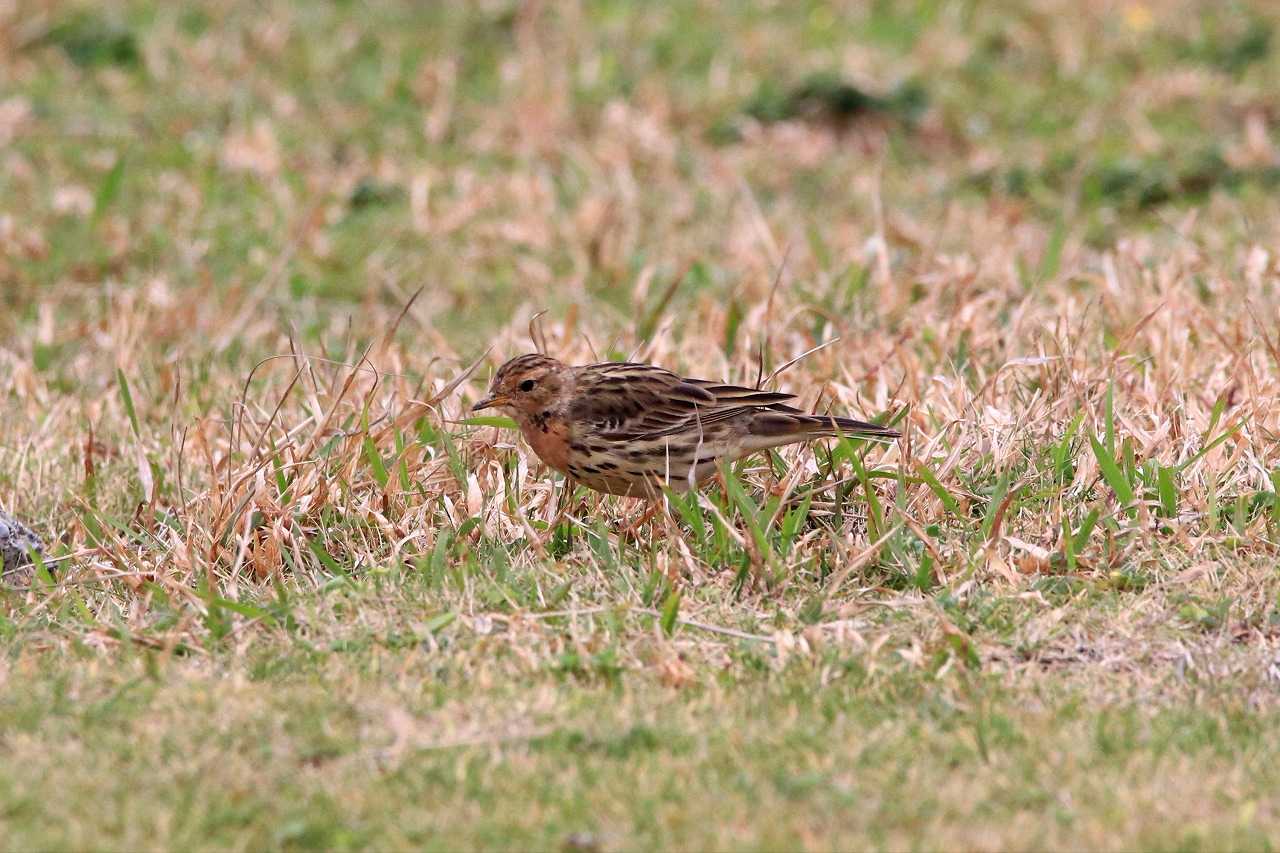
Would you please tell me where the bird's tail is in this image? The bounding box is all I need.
[807,413,901,440]
[745,411,900,450]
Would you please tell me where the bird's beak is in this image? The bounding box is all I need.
[472,394,504,412]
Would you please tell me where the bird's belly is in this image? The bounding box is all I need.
[574,472,686,498]
[575,460,718,498]
[522,419,727,498]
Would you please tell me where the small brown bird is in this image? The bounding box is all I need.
[473,354,898,498]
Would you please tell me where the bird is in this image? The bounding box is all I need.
[472,354,899,499]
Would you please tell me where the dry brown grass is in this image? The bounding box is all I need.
[6,175,1278,674]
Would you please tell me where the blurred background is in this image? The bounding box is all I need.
[3,0,1276,354]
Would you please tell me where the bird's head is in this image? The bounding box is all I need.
[472,354,570,417]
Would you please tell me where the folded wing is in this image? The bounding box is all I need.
[568,362,894,443]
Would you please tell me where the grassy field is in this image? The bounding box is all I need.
[3,0,1280,849]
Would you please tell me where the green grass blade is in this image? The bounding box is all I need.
[363,436,389,488]
[1090,434,1134,511]
[308,539,347,578]
[212,597,277,625]
[423,611,456,634]
[723,298,744,357]
[94,156,126,220]
[667,490,707,549]
[1157,466,1177,518]
[1062,513,1076,572]
[721,465,771,559]
[660,589,681,637]
[980,472,1010,541]
[780,492,813,555]
[437,427,468,484]
[1176,419,1244,473]
[1052,412,1084,482]
[1073,508,1100,553]
[848,449,884,541]
[916,463,961,517]
[462,416,518,429]
[1272,469,1280,526]
[116,368,140,437]
[1203,394,1227,442]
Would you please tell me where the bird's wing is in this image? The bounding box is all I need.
[569,363,797,441]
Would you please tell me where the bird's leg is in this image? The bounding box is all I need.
[618,499,663,540]
[618,500,685,584]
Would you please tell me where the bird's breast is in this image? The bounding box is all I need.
[520,415,572,474]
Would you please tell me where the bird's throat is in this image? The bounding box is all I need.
[518,411,572,474]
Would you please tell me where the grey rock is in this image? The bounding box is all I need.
[0,510,44,581]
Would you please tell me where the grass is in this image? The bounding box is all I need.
[7,642,1280,850]
[3,0,1280,849]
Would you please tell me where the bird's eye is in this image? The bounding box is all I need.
[519,379,537,392]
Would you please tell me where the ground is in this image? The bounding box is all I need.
[2,0,1280,849]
